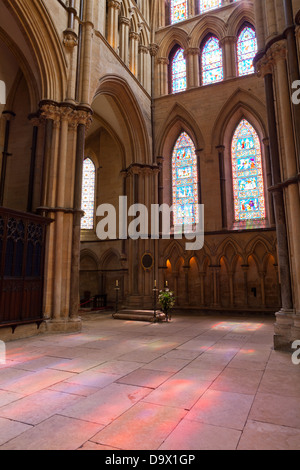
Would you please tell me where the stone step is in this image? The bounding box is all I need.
[113,309,166,322]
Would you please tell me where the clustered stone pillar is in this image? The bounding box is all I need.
[122,163,160,309]
[107,0,121,51]
[38,102,92,332]
[254,0,300,348]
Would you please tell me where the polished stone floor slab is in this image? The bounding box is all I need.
[0,312,298,450]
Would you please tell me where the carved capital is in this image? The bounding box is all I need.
[149,43,159,57]
[108,0,121,10]
[269,40,287,63]
[255,55,274,77]
[63,28,78,49]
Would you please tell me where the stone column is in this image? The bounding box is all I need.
[157,58,169,96]
[259,271,266,307]
[283,0,300,166]
[271,41,300,313]
[185,48,199,89]
[69,107,93,320]
[63,18,78,104]
[199,272,205,306]
[139,45,149,88]
[262,138,275,226]
[256,50,294,349]
[242,265,249,307]
[129,31,140,77]
[220,36,237,79]
[216,145,227,229]
[265,0,278,40]
[119,16,130,65]
[107,0,121,51]
[0,111,15,207]
[81,0,94,106]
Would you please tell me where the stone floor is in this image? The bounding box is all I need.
[0,312,299,451]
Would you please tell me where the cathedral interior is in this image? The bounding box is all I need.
[0,0,300,451]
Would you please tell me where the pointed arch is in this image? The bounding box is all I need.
[158,27,189,58]
[156,103,205,156]
[1,0,67,107]
[93,75,151,165]
[190,15,226,49]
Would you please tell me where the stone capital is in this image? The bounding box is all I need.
[269,40,287,63]
[255,55,274,77]
[184,47,200,57]
[149,43,159,57]
[107,0,121,10]
[63,28,78,48]
[119,16,131,27]
[157,57,169,66]
[129,31,140,42]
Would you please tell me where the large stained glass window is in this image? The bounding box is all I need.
[237,26,257,76]
[81,158,96,230]
[171,48,187,94]
[171,0,188,24]
[199,0,222,14]
[172,132,199,226]
[201,36,223,85]
[231,119,266,222]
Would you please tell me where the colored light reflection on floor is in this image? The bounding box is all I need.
[212,322,264,332]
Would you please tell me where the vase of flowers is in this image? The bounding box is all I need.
[158,289,175,322]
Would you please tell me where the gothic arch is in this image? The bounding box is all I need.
[156,103,205,156]
[163,240,184,268]
[227,2,255,37]
[212,88,267,149]
[1,0,67,108]
[80,249,100,270]
[158,27,190,58]
[246,235,274,259]
[190,15,226,48]
[216,238,245,266]
[93,75,151,165]
[99,248,122,270]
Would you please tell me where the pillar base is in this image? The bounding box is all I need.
[45,318,82,334]
[291,312,300,342]
[274,308,295,350]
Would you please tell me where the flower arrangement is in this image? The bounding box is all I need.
[158,289,175,321]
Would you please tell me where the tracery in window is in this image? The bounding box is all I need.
[231,119,266,222]
[172,132,199,226]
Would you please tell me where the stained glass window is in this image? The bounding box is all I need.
[171,0,188,24]
[237,26,257,76]
[199,0,222,14]
[171,48,187,94]
[81,158,96,230]
[202,36,223,85]
[172,132,199,226]
[231,119,266,222]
